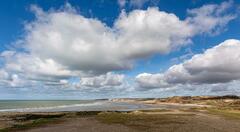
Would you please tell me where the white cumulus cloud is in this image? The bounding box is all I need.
[136,39,240,89]
[22,1,235,75]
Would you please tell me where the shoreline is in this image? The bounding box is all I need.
[0,101,210,113]
[1,95,240,131]
[0,95,238,112]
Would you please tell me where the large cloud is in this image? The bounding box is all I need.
[23,2,235,74]
[136,39,240,89]
[0,1,236,89]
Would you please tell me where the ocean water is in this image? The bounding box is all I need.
[0,100,154,112]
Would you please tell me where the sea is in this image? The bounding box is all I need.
[0,100,157,112]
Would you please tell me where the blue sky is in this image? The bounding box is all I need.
[0,0,240,99]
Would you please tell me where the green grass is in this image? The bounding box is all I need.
[178,106,240,120]
[96,112,192,131]
[13,113,65,121]
[0,113,66,132]
[75,111,102,117]
[206,108,240,119]
[0,118,61,132]
[0,111,107,132]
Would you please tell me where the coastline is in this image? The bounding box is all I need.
[1,95,240,132]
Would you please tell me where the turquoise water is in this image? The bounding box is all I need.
[0,100,153,112]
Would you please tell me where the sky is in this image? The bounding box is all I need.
[0,0,240,99]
